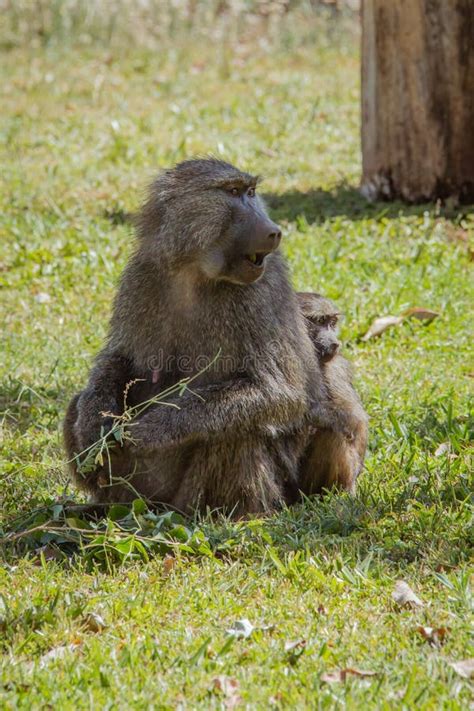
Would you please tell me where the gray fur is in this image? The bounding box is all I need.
[65,159,350,515]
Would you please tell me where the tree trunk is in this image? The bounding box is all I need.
[361,0,474,203]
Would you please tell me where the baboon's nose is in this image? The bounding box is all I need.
[267,228,282,249]
[322,342,339,362]
[254,217,281,251]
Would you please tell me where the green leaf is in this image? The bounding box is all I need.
[108,505,131,521]
[132,498,147,515]
[168,525,191,543]
[267,547,287,575]
[65,517,93,530]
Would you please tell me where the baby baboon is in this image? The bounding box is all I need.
[64,159,348,515]
[297,292,341,363]
[296,292,368,495]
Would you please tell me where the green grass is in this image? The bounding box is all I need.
[0,6,473,709]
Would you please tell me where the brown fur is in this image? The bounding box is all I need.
[296,293,368,495]
[64,159,349,515]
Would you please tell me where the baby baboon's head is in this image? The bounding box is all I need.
[137,158,281,285]
[297,292,341,363]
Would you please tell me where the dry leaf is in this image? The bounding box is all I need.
[321,667,377,683]
[39,642,80,668]
[212,676,241,708]
[450,658,474,679]
[226,619,254,638]
[261,148,277,158]
[435,442,450,457]
[444,225,468,245]
[82,612,107,633]
[417,626,448,646]
[392,580,424,608]
[163,555,176,575]
[403,307,439,321]
[34,292,51,304]
[32,544,64,564]
[361,316,403,341]
[284,639,306,652]
[269,693,283,704]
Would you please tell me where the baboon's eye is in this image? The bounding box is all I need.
[247,187,256,197]
[229,187,240,196]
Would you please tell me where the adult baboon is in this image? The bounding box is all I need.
[64,159,351,515]
[296,292,368,495]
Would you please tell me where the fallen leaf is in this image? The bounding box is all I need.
[434,442,450,457]
[212,676,241,708]
[163,555,176,575]
[284,638,306,665]
[39,642,80,668]
[417,626,448,646]
[444,225,468,245]
[392,580,424,608]
[450,658,474,679]
[82,612,107,633]
[32,544,64,564]
[226,619,254,639]
[361,316,403,341]
[321,667,377,683]
[269,693,283,704]
[403,307,439,321]
[224,618,274,639]
[284,639,306,652]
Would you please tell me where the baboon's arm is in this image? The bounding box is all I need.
[308,395,357,439]
[73,352,133,451]
[128,375,306,451]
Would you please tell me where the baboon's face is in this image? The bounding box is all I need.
[201,179,282,285]
[190,162,281,285]
[311,317,340,363]
[297,294,341,364]
[150,159,281,285]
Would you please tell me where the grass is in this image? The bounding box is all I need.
[0,4,473,708]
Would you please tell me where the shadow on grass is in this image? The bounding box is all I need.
[3,389,471,569]
[263,185,468,224]
[100,186,472,231]
[2,482,471,570]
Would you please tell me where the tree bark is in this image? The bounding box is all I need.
[361,0,474,203]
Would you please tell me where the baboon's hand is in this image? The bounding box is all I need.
[73,352,132,451]
[95,443,134,489]
[76,412,115,452]
[308,400,354,441]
